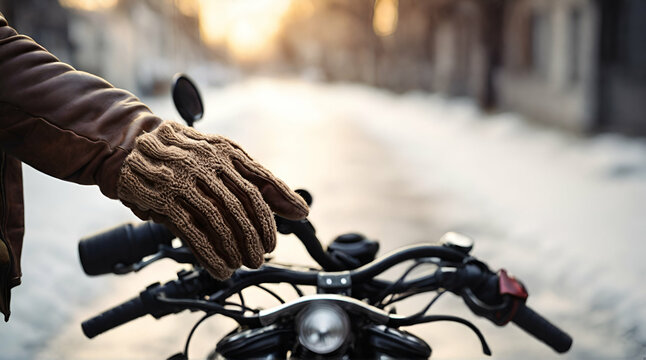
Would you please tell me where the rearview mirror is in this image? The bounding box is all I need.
[171,73,203,127]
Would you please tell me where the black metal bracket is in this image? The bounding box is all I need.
[317,271,352,296]
[113,245,195,275]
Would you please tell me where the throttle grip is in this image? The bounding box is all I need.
[511,303,572,353]
[82,296,147,338]
[79,221,175,275]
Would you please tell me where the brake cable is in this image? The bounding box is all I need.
[183,312,217,360]
[389,315,492,356]
[373,259,438,307]
[254,285,286,304]
[408,290,447,318]
[381,286,441,306]
[154,295,261,326]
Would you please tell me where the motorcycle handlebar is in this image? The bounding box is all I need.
[80,243,572,355]
[78,222,176,275]
[79,245,462,338]
[82,296,147,338]
[511,303,572,353]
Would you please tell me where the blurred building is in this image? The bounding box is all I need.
[280,0,434,91]
[280,1,380,84]
[424,0,501,106]
[3,0,645,135]
[278,0,646,137]
[66,0,206,95]
[486,0,646,136]
[0,0,73,63]
[495,0,598,132]
[0,0,205,96]
[595,0,646,135]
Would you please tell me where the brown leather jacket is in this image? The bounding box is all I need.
[0,13,162,321]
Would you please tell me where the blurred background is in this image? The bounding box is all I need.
[0,0,645,359]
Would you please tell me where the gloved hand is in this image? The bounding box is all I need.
[117,121,309,279]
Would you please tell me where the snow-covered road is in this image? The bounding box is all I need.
[1,78,645,359]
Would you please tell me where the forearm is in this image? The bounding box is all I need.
[0,13,161,198]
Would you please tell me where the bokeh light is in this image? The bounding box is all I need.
[59,0,118,11]
[373,0,398,37]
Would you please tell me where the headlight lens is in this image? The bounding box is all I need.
[297,303,350,354]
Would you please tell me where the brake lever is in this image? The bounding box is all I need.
[275,215,347,271]
[113,245,196,274]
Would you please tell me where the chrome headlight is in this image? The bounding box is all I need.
[296,303,350,355]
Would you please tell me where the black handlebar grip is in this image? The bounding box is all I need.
[79,222,176,275]
[512,304,572,353]
[81,296,147,338]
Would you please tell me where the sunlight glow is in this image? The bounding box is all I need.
[373,0,399,37]
[198,0,293,61]
[175,0,200,17]
[59,0,118,11]
[59,0,294,61]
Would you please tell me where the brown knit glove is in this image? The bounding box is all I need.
[117,121,309,279]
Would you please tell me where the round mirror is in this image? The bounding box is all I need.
[171,73,203,127]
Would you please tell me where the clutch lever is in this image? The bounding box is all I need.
[114,245,196,274]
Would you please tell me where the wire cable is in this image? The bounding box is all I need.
[237,291,246,311]
[222,301,259,314]
[381,286,439,306]
[290,283,304,297]
[408,290,446,319]
[373,260,436,307]
[389,315,491,356]
[183,312,217,359]
[255,285,285,304]
[154,295,260,326]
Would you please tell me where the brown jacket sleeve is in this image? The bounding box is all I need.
[0,13,162,198]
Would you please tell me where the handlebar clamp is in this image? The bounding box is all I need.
[317,272,352,296]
